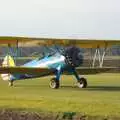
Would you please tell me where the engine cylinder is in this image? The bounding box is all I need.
[64,47,83,67]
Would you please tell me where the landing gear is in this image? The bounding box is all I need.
[8,81,14,87]
[72,68,87,88]
[77,78,87,88]
[49,78,60,89]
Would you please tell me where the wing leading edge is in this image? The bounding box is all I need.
[0,36,120,48]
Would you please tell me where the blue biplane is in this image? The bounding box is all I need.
[0,36,120,89]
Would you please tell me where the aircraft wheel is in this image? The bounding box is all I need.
[49,78,60,89]
[77,78,87,88]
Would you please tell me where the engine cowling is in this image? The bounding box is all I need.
[64,46,83,67]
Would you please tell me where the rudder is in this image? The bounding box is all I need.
[1,55,15,81]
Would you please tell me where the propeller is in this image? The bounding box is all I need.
[64,46,83,67]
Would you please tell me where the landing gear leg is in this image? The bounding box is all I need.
[73,68,87,88]
[8,80,14,87]
[49,67,61,89]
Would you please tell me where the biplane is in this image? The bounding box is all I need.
[0,36,120,89]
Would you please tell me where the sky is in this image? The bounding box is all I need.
[0,0,120,39]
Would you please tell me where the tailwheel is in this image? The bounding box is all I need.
[49,78,60,89]
[77,77,87,88]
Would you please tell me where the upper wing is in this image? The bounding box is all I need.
[0,36,120,48]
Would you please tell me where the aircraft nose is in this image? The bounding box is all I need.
[64,47,83,67]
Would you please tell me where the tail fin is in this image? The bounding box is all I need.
[1,55,15,81]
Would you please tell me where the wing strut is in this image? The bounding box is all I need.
[92,46,108,68]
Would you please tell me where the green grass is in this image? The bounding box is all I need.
[0,73,120,117]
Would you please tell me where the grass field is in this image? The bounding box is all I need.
[0,73,120,118]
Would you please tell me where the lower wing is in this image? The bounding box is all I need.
[0,67,119,75]
[0,67,55,75]
[76,67,120,74]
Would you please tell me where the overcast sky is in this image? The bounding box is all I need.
[0,0,120,39]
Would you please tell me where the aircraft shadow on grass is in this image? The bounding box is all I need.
[61,85,120,91]
[14,84,47,88]
[15,84,120,91]
[86,86,120,91]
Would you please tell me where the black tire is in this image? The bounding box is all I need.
[49,78,60,89]
[77,77,87,88]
